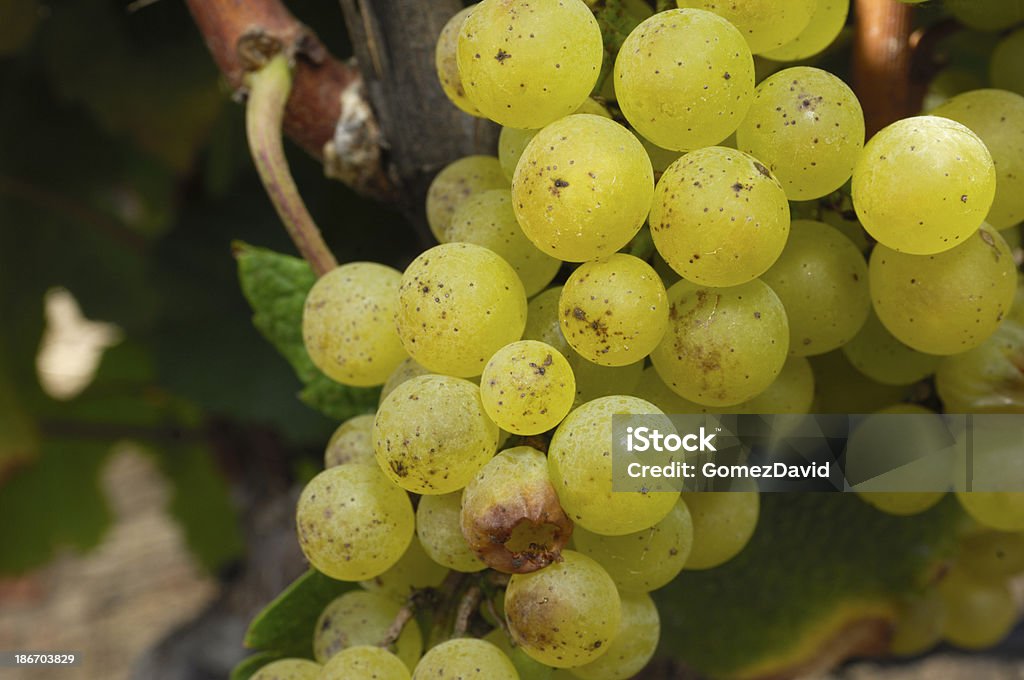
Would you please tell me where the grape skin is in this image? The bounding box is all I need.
[250,659,321,680]
[435,6,481,116]
[321,646,411,680]
[324,414,376,468]
[480,340,575,435]
[313,590,423,669]
[378,357,433,406]
[412,639,519,679]
[760,0,850,62]
[681,488,759,570]
[938,568,1017,650]
[569,591,660,680]
[936,318,1024,413]
[416,492,487,573]
[889,591,945,657]
[842,311,940,387]
[991,30,1024,98]
[360,536,448,603]
[498,98,612,182]
[675,0,815,54]
[426,156,508,242]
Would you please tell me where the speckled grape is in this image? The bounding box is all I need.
[324,414,376,468]
[426,156,508,242]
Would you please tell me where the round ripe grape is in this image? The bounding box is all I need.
[869,224,1016,355]
[651,279,789,407]
[890,591,945,657]
[314,590,422,669]
[931,89,1024,229]
[446,190,561,296]
[843,311,941,387]
[570,356,644,407]
[360,537,447,603]
[435,6,481,116]
[523,286,572,357]
[681,489,759,569]
[675,0,815,54]
[456,0,602,129]
[569,592,660,680]
[957,493,1024,532]
[947,0,1024,32]
[859,492,945,517]
[512,115,654,262]
[736,67,864,201]
[991,30,1024,98]
[558,254,668,366]
[378,357,432,406]
[416,492,486,573]
[649,147,790,287]
[760,219,870,357]
[505,550,621,668]
[324,414,376,468]
[321,646,410,680]
[302,263,407,387]
[497,98,612,181]
[939,568,1017,650]
[480,340,575,435]
[374,374,498,494]
[483,629,557,679]
[426,156,507,242]
[614,10,754,151]
[296,465,414,581]
[959,531,1024,580]
[632,366,721,415]
[250,659,321,680]
[573,500,693,593]
[936,318,1024,413]
[412,639,518,680]
[734,355,815,414]
[395,243,527,378]
[760,0,850,62]
[851,116,996,255]
[549,396,679,535]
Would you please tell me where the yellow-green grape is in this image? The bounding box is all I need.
[681,488,760,570]
[938,568,1017,650]
[321,646,410,680]
[512,115,654,262]
[651,279,789,407]
[0,0,38,55]
[569,592,659,680]
[549,396,679,535]
[296,465,414,581]
[948,0,1024,32]
[869,224,1016,355]
[416,492,486,572]
[959,531,1024,580]
[890,591,945,657]
[250,659,321,680]
[436,6,481,116]
[614,9,754,151]
[447,190,561,296]
[480,340,575,435]
[505,550,621,668]
[991,30,1024,97]
[483,629,557,680]
[412,639,518,680]
[313,590,422,669]
[859,492,945,517]
[379,357,433,406]
[573,500,692,593]
[675,0,815,54]
[360,536,447,603]
[324,414,376,468]
[958,493,1024,532]
[922,69,987,113]
[374,374,498,494]
[395,243,527,377]
[649,147,790,287]
[426,156,508,242]
[498,99,612,181]
[842,311,941,387]
[302,263,407,387]
[852,116,996,255]
[821,208,871,253]
[632,366,719,414]
[760,220,870,356]
[760,0,850,62]
[570,357,644,407]
[736,67,864,201]
[457,0,603,129]
[558,254,668,366]
[524,287,572,356]
[735,356,815,414]
[936,318,1024,413]
[809,350,912,414]
[931,89,1024,229]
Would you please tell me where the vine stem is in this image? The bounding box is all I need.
[246,55,339,277]
[854,0,915,135]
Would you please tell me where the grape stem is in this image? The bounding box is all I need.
[453,585,482,637]
[378,602,415,650]
[245,55,339,277]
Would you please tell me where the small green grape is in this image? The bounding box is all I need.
[416,492,486,573]
[378,357,433,406]
[313,590,422,669]
[498,98,612,181]
[360,536,448,603]
[321,646,411,680]
[426,156,508,242]
[569,592,660,680]
[948,0,1024,32]
[484,629,556,680]
[890,591,945,657]
[480,340,575,435]
[957,493,1024,532]
[676,0,815,54]
[632,366,719,414]
[959,531,1024,580]
[809,350,913,414]
[760,0,850,62]
[412,639,518,679]
[324,414,376,468]
[735,356,815,414]
[250,659,321,680]
[991,30,1024,98]
[842,311,941,387]
[570,357,644,407]
[681,489,759,570]
[939,568,1016,650]
[435,6,481,116]
[936,318,1024,413]
[523,286,572,357]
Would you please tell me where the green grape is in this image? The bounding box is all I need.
[412,639,519,679]
[558,254,668,366]
[436,6,481,116]
[314,590,422,669]
[484,629,555,680]
[890,591,945,657]
[416,492,487,573]
[931,89,1024,229]
[760,220,870,356]
[296,465,414,581]
[958,493,1024,532]
[821,207,871,253]
[651,279,789,407]
[637,133,682,178]
[573,500,692,593]
[321,646,411,680]
[379,357,432,406]
[760,0,849,62]
[735,355,815,414]
[512,115,653,262]
[632,366,719,415]
[947,0,1024,32]
[569,357,644,407]
[361,536,448,603]
[809,350,912,414]
[922,68,987,113]
[736,67,865,201]
[447,190,561,296]
[302,263,407,387]
[524,287,572,356]
[426,156,508,242]
[549,396,679,535]
[250,659,321,680]
[991,30,1024,98]
[396,243,527,378]
[498,99,612,181]
[0,0,38,56]
[938,568,1016,650]
[615,10,754,151]
[1004,224,1023,251]
[852,116,996,255]
[681,488,759,570]
[374,374,498,494]
[842,311,941,387]
[457,0,603,129]
[936,318,1024,413]
[675,0,815,54]
[649,147,790,287]
[480,340,575,435]
[869,223,1016,355]
[959,531,1024,580]
[461,446,573,573]
[324,414,376,468]
[569,592,659,680]
[505,550,621,668]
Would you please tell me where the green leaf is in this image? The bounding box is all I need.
[230,652,286,680]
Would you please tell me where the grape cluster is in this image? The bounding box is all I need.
[278,0,1024,677]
